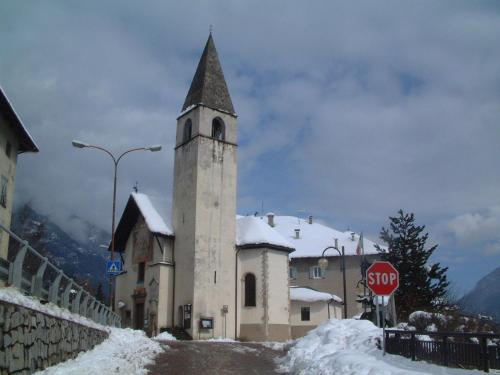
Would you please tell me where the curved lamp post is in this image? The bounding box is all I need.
[318,238,347,319]
[72,140,162,309]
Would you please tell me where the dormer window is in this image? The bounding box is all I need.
[212,118,225,141]
[183,119,192,143]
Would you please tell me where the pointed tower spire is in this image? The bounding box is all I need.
[182,34,235,115]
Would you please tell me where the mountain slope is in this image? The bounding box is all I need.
[459,266,500,322]
[9,203,111,298]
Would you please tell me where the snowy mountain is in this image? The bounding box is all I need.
[459,266,500,322]
[10,203,110,297]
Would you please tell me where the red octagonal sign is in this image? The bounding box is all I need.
[366,261,399,296]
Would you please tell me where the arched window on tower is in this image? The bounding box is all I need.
[244,273,256,307]
[212,117,225,141]
[183,119,192,143]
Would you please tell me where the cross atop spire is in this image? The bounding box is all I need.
[182,34,235,115]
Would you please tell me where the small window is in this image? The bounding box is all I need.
[309,266,325,279]
[289,266,298,279]
[212,118,225,141]
[0,176,7,208]
[301,307,310,321]
[137,262,145,283]
[183,119,192,143]
[244,273,256,307]
[5,141,12,158]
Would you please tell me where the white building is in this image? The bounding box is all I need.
[113,35,380,341]
[0,87,38,267]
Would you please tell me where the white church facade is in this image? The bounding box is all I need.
[113,35,379,341]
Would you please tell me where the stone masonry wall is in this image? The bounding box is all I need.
[0,300,109,374]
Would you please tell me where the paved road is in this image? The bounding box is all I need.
[147,340,289,374]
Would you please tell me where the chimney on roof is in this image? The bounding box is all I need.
[308,215,313,224]
[294,229,300,239]
[351,232,356,241]
[267,213,275,227]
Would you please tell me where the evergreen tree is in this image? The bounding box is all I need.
[375,210,449,320]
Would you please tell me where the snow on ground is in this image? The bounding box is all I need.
[260,341,295,351]
[154,330,177,341]
[280,318,486,375]
[0,287,163,375]
[35,327,163,375]
[205,337,237,342]
[0,286,102,330]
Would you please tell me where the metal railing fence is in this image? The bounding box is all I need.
[385,329,500,372]
[0,222,120,327]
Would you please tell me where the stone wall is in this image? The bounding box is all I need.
[0,300,108,374]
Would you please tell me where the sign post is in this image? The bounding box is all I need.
[366,261,399,356]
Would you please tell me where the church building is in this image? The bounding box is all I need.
[113,35,379,341]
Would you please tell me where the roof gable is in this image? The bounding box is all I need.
[0,86,39,153]
[114,193,173,251]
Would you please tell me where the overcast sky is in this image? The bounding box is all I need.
[1,1,499,294]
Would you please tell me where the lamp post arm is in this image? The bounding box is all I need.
[84,145,117,165]
[321,246,341,258]
[116,147,148,165]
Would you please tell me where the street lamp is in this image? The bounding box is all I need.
[318,238,348,319]
[72,140,162,309]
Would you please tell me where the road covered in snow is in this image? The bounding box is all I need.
[279,319,487,375]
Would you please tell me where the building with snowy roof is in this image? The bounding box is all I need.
[0,86,39,266]
[113,34,380,341]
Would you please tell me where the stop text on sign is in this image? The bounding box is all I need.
[366,261,399,296]
[367,272,397,286]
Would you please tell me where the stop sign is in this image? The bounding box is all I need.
[366,261,399,296]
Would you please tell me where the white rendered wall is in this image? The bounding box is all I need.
[172,106,237,339]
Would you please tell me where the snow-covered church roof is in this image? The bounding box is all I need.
[290,286,343,303]
[131,193,173,236]
[236,216,294,250]
[114,192,173,251]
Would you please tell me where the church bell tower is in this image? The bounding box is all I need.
[172,34,237,339]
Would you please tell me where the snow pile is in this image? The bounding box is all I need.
[0,287,163,375]
[36,327,163,375]
[154,331,177,341]
[290,286,342,303]
[131,192,173,236]
[280,318,484,375]
[0,287,103,330]
[236,216,294,249]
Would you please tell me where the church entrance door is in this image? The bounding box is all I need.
[135,302,145,330]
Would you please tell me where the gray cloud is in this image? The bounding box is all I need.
[1,0,499,290]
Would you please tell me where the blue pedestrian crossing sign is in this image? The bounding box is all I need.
[106,260,122,275]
